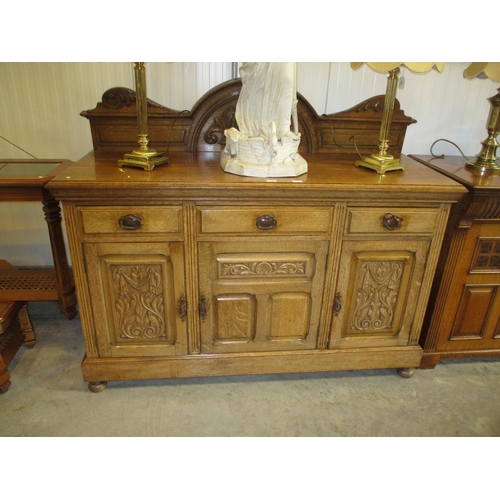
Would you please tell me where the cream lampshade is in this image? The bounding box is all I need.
[463,62,500,171]
[351,62,444,174]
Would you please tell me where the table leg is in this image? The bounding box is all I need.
[42,190,77,319]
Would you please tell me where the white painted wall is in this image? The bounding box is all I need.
[1,62,498,267]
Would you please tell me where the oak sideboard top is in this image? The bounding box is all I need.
[48,151,466,203]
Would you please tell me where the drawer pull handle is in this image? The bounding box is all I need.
[178,295,187,321]
[383,213,403,231]
[118,214,143,230]
[256,214,277,230]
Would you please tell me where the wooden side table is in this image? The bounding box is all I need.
[0,261,36,393]
[0,159,77,319]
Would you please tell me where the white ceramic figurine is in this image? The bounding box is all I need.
[220,62,307,177]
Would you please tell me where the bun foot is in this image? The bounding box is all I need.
[24,339,36,349]
[397,367,415,378]
[88,381,107,392]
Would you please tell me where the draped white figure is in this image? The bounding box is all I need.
[220,62,307,178]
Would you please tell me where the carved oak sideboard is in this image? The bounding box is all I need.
[46,81,465,390]
[48,151,465,391]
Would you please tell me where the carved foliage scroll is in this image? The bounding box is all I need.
[204,106,237,146]
[111,264,167,341]
[220,260,306,278]
[351,260,404,332]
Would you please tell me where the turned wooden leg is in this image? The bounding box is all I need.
[397,367,415,378]
[88,381,107,393]
[18,304,36,348]
[41,192,78,320]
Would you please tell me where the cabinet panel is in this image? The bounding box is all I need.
[214,294,256,342]
[268,292,311,340]
[330,239,430,349]
[83,241,187,357]
[199,240,328,353]
[450,285,498,339]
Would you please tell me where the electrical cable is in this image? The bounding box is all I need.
[165,110,190,154]
[321,114,363,159]
[429,138,468,160]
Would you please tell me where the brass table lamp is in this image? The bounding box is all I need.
[351,62,444,174]
[463,62,500,171]
[118,62,169,171]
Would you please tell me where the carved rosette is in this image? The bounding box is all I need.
[111,264,166,340]
[220,260,306,277]
[472,239,500,271]
[351,261,404,331]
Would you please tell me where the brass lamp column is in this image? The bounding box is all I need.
[463,62,500,171]
[351,62,444,175]
[118,62,169,171]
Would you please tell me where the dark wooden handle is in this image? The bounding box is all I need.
[382,213,403,231]
[199,296,207,320]
[334,292,342,316]
[118,214,143,230]
[256,214,277,230]
[178,295,187,321]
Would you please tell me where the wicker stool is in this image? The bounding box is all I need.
[0,299,36,393]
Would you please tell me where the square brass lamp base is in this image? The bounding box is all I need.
[355,155,405,175]
[118,151,169,171]
[466,158,500,172]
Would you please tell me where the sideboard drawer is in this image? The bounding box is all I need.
[199,206,333,235]
[80,206,182,235]
[346,207,439,235]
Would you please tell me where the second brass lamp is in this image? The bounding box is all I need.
[463,62,500,171]
[351,62,444,174]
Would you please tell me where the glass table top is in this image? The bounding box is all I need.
[0,162,61,177]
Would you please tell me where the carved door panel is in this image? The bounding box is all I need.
[329,239,430,348]
[83,242,187,357]
[198,240,329,353]
[437,223,500,351]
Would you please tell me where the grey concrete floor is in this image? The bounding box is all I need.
[1,301,499,437]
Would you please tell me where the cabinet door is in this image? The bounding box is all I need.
[329,239,430,348]
[437,223,500,351]
[83,242,187,357]
[198,240,328,353]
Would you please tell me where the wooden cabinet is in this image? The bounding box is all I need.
[410,155,500,368]
[48,152,465,390]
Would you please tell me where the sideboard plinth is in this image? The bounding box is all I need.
[81,346,423,384]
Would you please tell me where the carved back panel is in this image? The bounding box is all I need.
[81,79,416,159]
